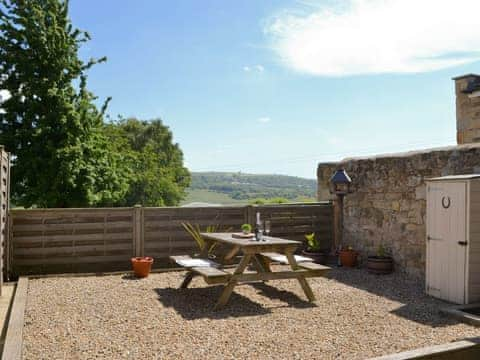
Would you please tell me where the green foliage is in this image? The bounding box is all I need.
[377,244,386,258]
[0,0,128,207]
[181,223,212,252]
[305,232,321,252]
[181,189,246,205]
[181,223,231,254]
[190,172,317,202]
[249,197,289,205]
[103,118,190,206]
[241,223,252,233]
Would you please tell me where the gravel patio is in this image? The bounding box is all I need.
[23,267,478,359]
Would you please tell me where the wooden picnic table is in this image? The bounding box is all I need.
[170,232,330,309]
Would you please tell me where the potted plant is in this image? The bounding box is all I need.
[181,223,233,261]
[302,233,328,264]
[367,245,393,274]
[339,246,358,267]
[241,223,252,234]
[182,223,219,257]
[131,257,154,278]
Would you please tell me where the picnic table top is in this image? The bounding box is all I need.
[200,232,301,248]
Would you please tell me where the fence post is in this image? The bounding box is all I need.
[0,147,10,291]
[245,205,256,225]
[6,213,12,281]
[133,205,143,257]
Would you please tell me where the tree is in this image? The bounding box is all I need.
[104,118,190,206]
[0,0,129,207]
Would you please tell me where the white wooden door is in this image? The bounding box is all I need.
[426,181,467,304]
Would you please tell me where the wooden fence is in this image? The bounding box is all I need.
[9,202,333,276]
[0,147,10,293]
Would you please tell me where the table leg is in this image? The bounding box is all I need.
[214,253,252,309]
[285,251,316,302]
[253,254,272,273]
[180,272,195,288]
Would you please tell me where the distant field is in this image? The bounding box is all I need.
[180,189,247,205]
[181,172,317,206]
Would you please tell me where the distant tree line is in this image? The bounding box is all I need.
[0,0,189,207]
[190,172,316,201]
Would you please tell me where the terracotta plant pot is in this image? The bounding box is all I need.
[302,250,328,265]
[131,257,154,278]
[339,249,357,267]
[367,256,393,274]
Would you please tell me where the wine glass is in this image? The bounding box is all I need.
[264,220,271,238]
[256,222,263,241]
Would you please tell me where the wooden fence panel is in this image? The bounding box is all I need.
[143,206,245,267]
[253,203,333,250]
[11,208,134,275]
[10,202,333,276]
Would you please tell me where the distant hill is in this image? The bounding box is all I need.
[181,172,317,205]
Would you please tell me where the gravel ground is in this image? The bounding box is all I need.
[23,267,479,360]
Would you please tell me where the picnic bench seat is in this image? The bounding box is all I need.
[296,262,330,277]
[260,252,313,264]
[170,255,230,285]
[296,261,328,271]
[259,252,330,276]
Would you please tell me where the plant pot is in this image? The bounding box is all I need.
[302,250,328,264]
[367,256,393,274]
[339,250,357,267]
[131,257,154,278]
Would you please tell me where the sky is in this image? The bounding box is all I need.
[67,0,480,179]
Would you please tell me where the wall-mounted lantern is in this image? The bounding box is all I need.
[329,169,352,265]
[329,169,352,196]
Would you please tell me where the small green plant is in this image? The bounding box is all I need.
[305,232,321,252]
[241,223,252,233]
[377,244,386,258]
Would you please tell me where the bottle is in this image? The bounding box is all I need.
[255,212,263,241]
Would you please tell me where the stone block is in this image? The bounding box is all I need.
[406,224,417,231]
[415,185,426,200]
[385,193,402,201]
[408,210,423,225]
[400,200,410,211]
[407,176,422,187]
[391,201,400,211]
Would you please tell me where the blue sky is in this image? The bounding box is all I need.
[69,0,480,179]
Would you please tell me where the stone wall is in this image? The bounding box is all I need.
[317,143,480,279]
[454,74,480,144]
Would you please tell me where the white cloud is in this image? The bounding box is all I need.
[264,0,480,76]
[243,64,265,73]
[257,117,271,123]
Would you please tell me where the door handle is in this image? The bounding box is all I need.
[458,241,468,246]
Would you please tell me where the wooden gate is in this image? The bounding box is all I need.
[426,181,467,304]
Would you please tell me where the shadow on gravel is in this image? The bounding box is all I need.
[249,282,317,309]
[327,267,463,327]
[154,286,270,319]
[121,274,142,281]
